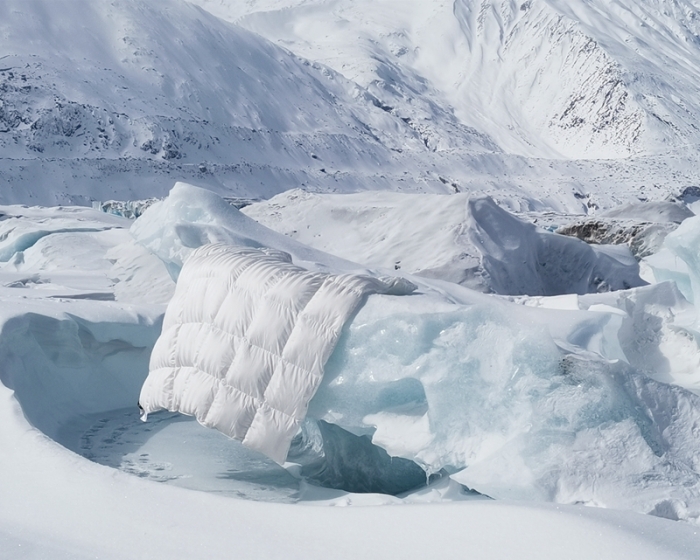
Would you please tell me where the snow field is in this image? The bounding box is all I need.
[1,184,700,557]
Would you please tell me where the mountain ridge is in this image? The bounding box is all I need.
[2,0,700,209]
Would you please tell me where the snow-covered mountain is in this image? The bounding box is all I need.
[0,0,492,204]
[3,0,700,209]
[200,0,700,159]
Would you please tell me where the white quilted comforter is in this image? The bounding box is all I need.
[139,244,413,463]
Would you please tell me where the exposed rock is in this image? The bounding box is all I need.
[557,219,678,259]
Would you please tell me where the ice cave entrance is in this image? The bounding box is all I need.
[0,310,434,502]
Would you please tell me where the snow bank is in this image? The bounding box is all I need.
[243,189,645,295]
[130,182,369,280]
[0,297,161,443]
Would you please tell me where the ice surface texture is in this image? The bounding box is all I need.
[0,300,161,442]
[645,214,700,306]
[309,293,700,518]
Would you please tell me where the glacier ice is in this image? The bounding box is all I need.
[644,214,700,308]
[307,290,700,516]
[287,419,432,495]
[0,205,127,264]
[2,185,700,523]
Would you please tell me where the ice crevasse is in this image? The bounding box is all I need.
[130,183,700,521]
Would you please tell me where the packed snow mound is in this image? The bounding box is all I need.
[1,0,494,205]
[243,189,645,295]
[140,243,413,463]
[198,0,700,159]
[0,298,161,441]
[129,182,390,279]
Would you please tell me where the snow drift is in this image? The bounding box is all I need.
[243,189,645,295]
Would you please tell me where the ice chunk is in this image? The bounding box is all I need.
[578,282,700,393]
[454,354,700,514]
[643,213,700,308]
[307,290,700,518]
[644,247,693,302]
[130,182,373,280]
[467,196,646,295]
[659,215,700,305]
[287,419,433,495]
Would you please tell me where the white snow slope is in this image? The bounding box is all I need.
[243,189,646,294]
[2,0,700,209]
[199,0,700,159]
